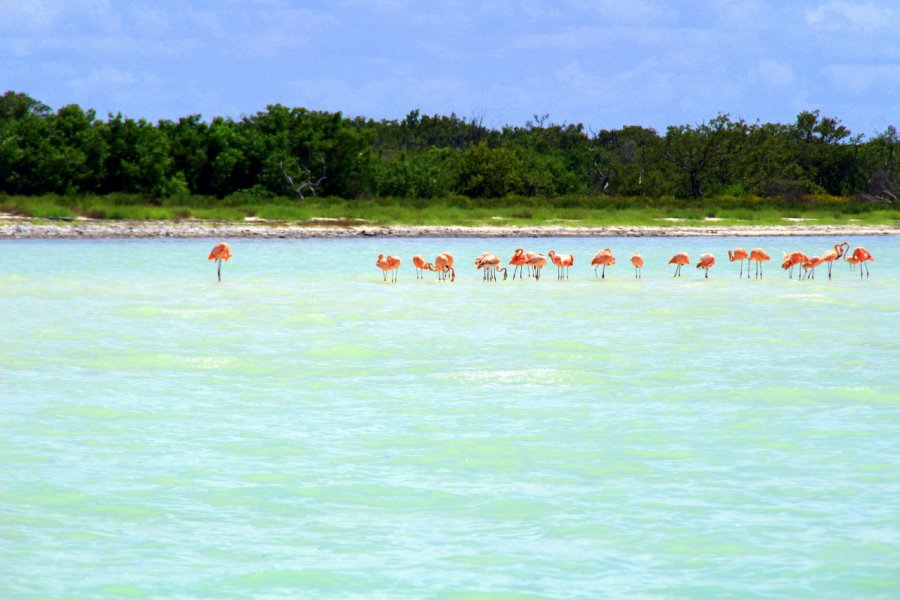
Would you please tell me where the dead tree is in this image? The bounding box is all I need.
[280,158,327,201]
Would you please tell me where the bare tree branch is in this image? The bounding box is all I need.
[280,158,327,201]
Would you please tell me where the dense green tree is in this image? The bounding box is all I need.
[0,90,897,207]
[102,114,172,196]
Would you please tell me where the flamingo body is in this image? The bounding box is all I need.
[590,248,615,279]
[669,252,689,277]
[630,252,643,279]
[782,251,809,279]
[728,248,750,278]
[475,252,508,281]
[548,250,574,280]
[749,248,770,278]
[696,253,716,278]
[850,247,874,279]
[524,254,547,280]
[208,242,232,281]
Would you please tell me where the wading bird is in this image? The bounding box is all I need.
[669,252,689,277]
[749,248,770,279]
[820,242,849,280]
[801,255,824,280]
[376,254,401,283]
[548,250,574,280]
[630,252,644,279]
[782,251,809,279]
[590,248,616,279]
[412,254,433,279]
[474,252,508,282]
[509,248,528,280]
[727,248,749,278]
[525,253,547,281]
[696,253,716,278]
[208,242,232,282]
[850,247,874,279]
[434,252,455,282]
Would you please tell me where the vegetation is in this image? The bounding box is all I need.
[1,90,897,226]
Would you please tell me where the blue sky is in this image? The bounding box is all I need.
[1,0,898,136]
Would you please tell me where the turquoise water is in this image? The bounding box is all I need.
[2,236,899,598]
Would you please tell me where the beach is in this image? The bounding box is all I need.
[2,216,898,239]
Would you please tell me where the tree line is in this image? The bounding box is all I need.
[1,90,897,205]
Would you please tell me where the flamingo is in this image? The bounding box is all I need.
[548,250,574,280]
[820,242,849,280]
[801,255,824,280]
[412,254,433,280]
[727,248,750,278]
[474,252,508,282]
[524,253,547,281]
[376,253,401,283]
[208,242,232,282]
[850,247,874,279]
[630,252,643,279]
[782,251,809,280]
[434,252,455,282]
[668,252,689,277]
[509,248,528,280]
[749,248,770,279]
[696,253,716,278]
[590,248,616,279]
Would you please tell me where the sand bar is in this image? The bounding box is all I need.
[1,217,897,239]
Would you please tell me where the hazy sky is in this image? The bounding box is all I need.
[1,0,898,136]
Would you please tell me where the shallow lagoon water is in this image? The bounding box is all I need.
[1,236,899,598]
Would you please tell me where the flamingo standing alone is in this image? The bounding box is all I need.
[696,253,716,278]
[208,242,232,282]
[590,248,616,279]
[548,250,574,280]
[630,252,643,279]
[669,252,689,277]
[820,242,849,280]
[749,248,770,279]
[376,254,401,283]
[728,248,750,278]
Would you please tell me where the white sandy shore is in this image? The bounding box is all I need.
[1,217,897,239]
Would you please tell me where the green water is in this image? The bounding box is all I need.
[2,237,899,598]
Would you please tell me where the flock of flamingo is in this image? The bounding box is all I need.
[375,242,875,283]
[206,241,875,283]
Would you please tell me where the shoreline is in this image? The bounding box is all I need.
[1,217,898,239]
